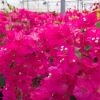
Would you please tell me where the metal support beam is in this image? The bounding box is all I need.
[61,0,65,15]
[47,1,49,12]
[77,0,79,10]
[21,0,24,8]
[80,0,83,10]
[27,0,29,10]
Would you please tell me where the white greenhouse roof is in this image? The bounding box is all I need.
[0,0,99,12]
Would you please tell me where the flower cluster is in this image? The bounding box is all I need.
[0,8,99,100]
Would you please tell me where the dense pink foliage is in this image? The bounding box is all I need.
[0,9,100,100]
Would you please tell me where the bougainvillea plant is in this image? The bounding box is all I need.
[0,8,99,100]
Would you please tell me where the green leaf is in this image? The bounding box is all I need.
[84,45,92,51]
[96,22,100,28]
[81,28,86,33]
[32,76,43,88]
[49,57,54,64]
[9,61,16,68]
[75,48,82,59]
[0,76,5,88]
[0,33,6,38]
[70,95,77,100]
